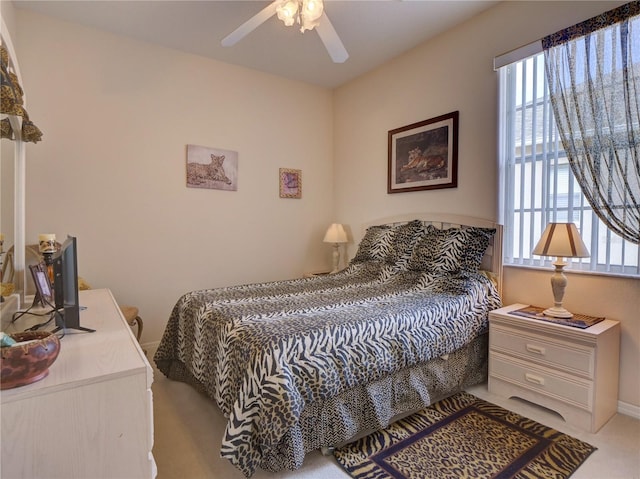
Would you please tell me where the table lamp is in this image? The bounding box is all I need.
[532,222,590,318]
[323,223,347,273]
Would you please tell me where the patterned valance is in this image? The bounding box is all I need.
[542,2,640,48]
[1,42,42,143]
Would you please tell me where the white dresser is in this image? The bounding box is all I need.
[488,303,620,433]
[1,288,156,478]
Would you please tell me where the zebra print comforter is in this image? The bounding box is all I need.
[154,261,501,477]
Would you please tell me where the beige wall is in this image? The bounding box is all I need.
[333,0,639,408]
[13,9,335,341]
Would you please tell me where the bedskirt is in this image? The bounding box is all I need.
[159,332,488,474]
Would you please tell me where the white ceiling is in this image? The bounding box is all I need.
[13,0,499,88]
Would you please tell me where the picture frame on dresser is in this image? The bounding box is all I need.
[29,263,52,307]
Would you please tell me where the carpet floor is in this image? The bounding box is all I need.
[334,391,595,479]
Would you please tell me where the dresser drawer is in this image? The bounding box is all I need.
[490,324,594,378]
[489,352,593,411]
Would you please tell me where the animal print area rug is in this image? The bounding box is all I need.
[333,391,596,479]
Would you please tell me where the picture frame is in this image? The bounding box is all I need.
[279,168,302,199]
[29,262,53,307]
[186,144,238,191]
[388,111,459,193]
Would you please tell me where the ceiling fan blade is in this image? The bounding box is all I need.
[315,12,349,63]
[221,1,279,47]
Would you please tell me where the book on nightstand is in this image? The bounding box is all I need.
[509,305,605,329]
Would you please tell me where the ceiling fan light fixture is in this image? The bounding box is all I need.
[223,0,346,64]
[276,1,298,27]
[276,0,324,33]
[300,0,323,31]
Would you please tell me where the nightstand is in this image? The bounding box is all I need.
[488,303,620,433]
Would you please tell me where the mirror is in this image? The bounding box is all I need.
[1,16,28,302]
[1,137,14,288]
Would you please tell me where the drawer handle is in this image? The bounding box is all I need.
[525,373,545,386]
[526,344,546,355]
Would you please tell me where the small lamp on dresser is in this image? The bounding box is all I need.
[532,222,590,318]
[323,223,348,273]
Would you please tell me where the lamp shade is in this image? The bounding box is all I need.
[532,223,590,258]
[323,223,347,244]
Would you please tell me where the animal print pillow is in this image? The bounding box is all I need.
[408,226,495,274]
[352,225,395,263]
[352,220,425,268]
[406,225,443,272]
[387,220,426,270]
[460,227,496,272]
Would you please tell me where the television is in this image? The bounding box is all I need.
[52,235,94,333]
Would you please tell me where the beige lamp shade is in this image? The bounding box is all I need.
[323,223,347,244]
[532,223,589,259]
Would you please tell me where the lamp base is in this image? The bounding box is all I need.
[331,243,341,274]
[543,306,574,319]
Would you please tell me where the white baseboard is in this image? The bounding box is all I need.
[618,400,640,420]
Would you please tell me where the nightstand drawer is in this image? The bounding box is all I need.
[490,352,592,410]
[490,325,594,378]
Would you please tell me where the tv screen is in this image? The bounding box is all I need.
[52,236,94,333]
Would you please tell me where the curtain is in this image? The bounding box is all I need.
[1,42,43,143]
[543,2,640,244]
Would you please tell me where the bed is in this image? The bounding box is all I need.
[154,214,503,477]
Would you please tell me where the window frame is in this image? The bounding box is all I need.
[498,52,640,278]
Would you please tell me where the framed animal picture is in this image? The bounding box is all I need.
[279,168,302,199]
[388,111,458,193]
[186,144,238,191]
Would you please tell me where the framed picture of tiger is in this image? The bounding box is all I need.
[388,111,458,193]
[186,144,238,191]
[279,168,302,199]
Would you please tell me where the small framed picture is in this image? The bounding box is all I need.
[388,111,459,193]
[186,144,238,191]
[279,168,302,199]
[29,263,53,307]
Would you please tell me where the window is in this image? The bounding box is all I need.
[499,53,639,276]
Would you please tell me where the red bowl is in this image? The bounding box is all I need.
[1,331,60,390]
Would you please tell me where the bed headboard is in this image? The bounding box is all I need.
[362,213,503,296]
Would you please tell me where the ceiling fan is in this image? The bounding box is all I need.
[221,0,349,63]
